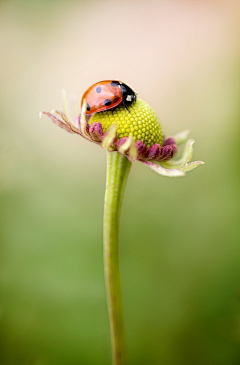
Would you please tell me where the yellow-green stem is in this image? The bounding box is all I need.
[104,151,131,365]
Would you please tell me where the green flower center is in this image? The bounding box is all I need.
[89,98,163,148]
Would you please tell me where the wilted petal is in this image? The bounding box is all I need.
[118,135,134,157]
[55,110,80,134]
[117,137,128,150]
[118,135,137,162]
[80,100,92,140]
[128,138,137,163]
[75,114,81,131]
[161,139,195,168]
[159,145,173,161]
[140,161,185,177]
[136,140,148,160]
[89,122,103,142]
[163,137,177,155]
[146,144,161,160]
[163,137,174,146]
[185,139,194,163]
[102,123,117,151]
[178,161,204,172]
[171,143,177,155]
[172,129,190,146]
[75,113,93,131]
[40,111,75,134]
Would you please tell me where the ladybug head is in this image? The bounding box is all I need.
[120,82,137,107]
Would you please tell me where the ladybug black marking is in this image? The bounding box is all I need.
[96,86,102,93]
[111,81,120,87]
[103,99,111,106]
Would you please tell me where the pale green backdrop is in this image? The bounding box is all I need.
[0,1,239,364]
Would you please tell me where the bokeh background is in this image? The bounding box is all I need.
[0,0,239,364]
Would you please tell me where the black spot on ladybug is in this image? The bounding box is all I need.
[111,81,120,87]
[96,86,101,93]
[103,99,111,106]
[87,103,90,111]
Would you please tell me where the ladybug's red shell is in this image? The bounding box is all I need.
[81,80,123,115]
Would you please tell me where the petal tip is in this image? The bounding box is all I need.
[81,99,87,112]
[179,160,205,173]
[173,129,191,145]
[140,160,185,177]
[101,123,117,150]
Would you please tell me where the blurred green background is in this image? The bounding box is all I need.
[0,1,239,364]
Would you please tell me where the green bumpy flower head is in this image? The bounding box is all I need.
[88,98,163,149]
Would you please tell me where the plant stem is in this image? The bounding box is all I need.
[104,151,132,365]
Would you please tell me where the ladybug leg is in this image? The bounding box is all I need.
[110,106,117,115]
[122,101,130,113]
[125,105,130,113]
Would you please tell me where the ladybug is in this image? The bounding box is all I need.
[81,80,137,115]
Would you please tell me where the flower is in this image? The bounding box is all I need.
[40,90,204,177]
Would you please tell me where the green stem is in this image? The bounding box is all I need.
[104,151,132,365]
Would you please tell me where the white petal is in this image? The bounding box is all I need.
[80,100,92,140]
[102,123,117,151]
[172,129,190,145]
[139,161,185,177]
[161,139,195,169]
[118,135,137,162]
[179,161,204,172]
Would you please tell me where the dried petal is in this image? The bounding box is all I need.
[163,137,175,146]
[117,137,128,150]
[163,137,177,155]
[140,160,185,177]
[173,129,190,146]
[89,122,103,142]
[40,111,76,134]
[178,161,204,172]
[159,145,173,161]
[146,144,161,160]
[102,123,117,151]
[136,140,148,160]
[54,110,80,134]
[128,138,137,163]
[161,139,195,168]
[118,135,137,163]
[80,100,91,140]
[75,113,92,131]
[171,144,177,155]
[75,114,81,132]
